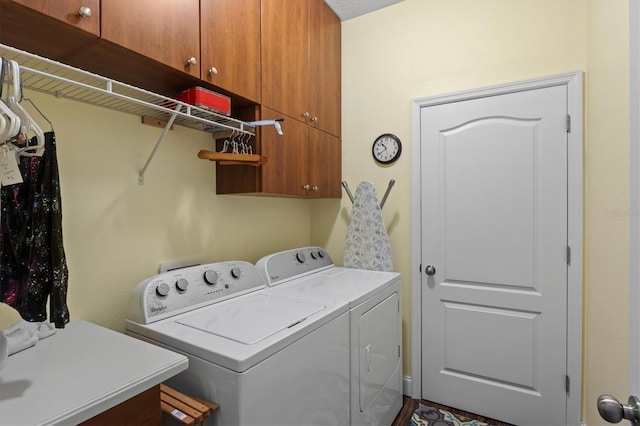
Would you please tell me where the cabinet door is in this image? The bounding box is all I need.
[261,0,310,123]
[8,0,100,35]
[309,128,341,198]
[309,0,341,137]
[1,0,99,59]
[260,107,308,196]
[101,0,200,78]
[201,0,261,103]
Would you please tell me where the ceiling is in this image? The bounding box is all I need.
[324,0,404,21]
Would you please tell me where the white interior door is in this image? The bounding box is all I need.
[420,86,569,426]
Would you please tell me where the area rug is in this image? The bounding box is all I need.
[410,403,489,426]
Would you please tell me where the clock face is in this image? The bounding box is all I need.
[372,134,402,164]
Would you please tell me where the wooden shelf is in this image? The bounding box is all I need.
[198,150,267,166]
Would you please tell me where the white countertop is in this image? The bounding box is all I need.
[0,320,188,426]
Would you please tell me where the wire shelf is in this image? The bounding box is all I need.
[0,43,255,135]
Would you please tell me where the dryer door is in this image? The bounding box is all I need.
[358,291,401,411]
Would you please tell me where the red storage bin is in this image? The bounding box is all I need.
[176,87,231,116]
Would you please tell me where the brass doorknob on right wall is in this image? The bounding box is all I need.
[597,394,640,425]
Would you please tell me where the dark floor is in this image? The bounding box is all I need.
[392,395,516,426]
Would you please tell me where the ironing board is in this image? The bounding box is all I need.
[344,181,393,271]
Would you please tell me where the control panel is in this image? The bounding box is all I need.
[128,261,265,324]
[255,246,334,286]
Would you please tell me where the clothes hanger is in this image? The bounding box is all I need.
[7,60,44,157]
[0,59,21,143]
[0,59,6,142]
[11,59,53,133]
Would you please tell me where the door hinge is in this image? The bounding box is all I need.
[565,375,570,394]
[566,114,571,133]
[566,245,571,266]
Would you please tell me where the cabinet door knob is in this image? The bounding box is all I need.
[302,112,310,119]
[78,6,92,17]
[208,67,218,75]
[311,116,318,122]
[303,184,310,191]
[186,57,198,66]
[312,186,319,192]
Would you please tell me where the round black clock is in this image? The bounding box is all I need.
[372,133,402,164]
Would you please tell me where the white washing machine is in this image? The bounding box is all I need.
[125,260,350,426]
[256,247,402,426]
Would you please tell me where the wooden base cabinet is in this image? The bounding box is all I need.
[216,107,341,198]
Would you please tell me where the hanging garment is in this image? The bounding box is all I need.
[0,132,69,328]
[344,181,393,271]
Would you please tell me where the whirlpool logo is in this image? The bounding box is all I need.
[149,304,167,315]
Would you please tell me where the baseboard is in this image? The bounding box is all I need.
[403,375,412,396]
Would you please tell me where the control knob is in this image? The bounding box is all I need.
[204,270,219,285]
[231,267,241,279]
[175,278,188,292]
[156,282,170,297]
[296,252,306,263]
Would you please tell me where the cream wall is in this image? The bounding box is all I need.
[312,0,629,424]
[0,91,313,332]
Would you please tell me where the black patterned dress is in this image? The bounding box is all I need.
[0,132,69,328]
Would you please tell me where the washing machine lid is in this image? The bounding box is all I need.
[125,289,348,373]
[176,293,324,344]
[273,267,401,307]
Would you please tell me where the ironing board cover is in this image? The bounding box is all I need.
[344,181,393,271]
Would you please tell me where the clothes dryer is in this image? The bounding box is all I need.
[256,247,402,426]
[125,260,350,426]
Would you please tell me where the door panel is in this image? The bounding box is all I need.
[421,86,568,426]
[443,118,537,288]
[443,303,538,389]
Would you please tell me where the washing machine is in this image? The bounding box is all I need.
[125,260,350,426]
[256,247,402,426]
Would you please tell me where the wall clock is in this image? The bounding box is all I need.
[372,133,402,164]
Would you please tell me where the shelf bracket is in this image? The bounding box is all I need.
[247,119,284,135]
[138,104,182,185]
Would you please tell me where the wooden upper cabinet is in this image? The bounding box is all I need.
[7,0,100,35]
[310,0,341,137]
[0,0,100,59]
[261,0,310,124]
[100,0,201,78]
[260,107,309,196]
[261,0,341,137]
[200,0,261,103]
[308,128,341,198]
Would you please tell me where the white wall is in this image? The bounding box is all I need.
[0,90,313,332]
